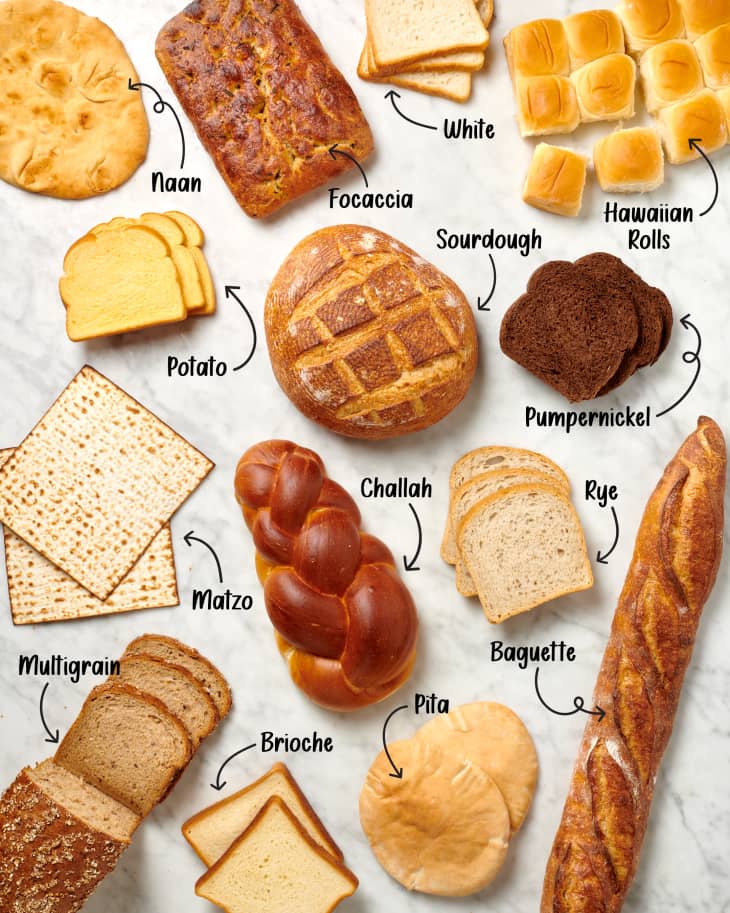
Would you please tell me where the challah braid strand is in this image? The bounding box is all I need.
[541,417,726,913]
[235,440,418,711]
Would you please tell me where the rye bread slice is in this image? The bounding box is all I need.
[500,258,640,402]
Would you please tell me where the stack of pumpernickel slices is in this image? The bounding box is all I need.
[0,635,230,913]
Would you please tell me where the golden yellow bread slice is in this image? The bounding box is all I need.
[182,762,343,866]
[359,739,510,896]
[416,702,538,833]
[60,224,187,341]
[140,212,206,313]
[164,211,216,316]
[195,796,358,913]
[165,210,204,246]
[358,46,473,101]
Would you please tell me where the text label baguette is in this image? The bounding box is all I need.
[360,476,432,499]
[491,641,576,670]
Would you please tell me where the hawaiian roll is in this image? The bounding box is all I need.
[504,19,570,81]
[657,87,728,161]
[616,0,685,54]
[515,76,580,136]
[563,10,625,69]
[695,23,730,87]
[678,0,730,40]
[522,144,588,217]
[571,53,637,122]
[594,127,665,192]
[640,39,705,111]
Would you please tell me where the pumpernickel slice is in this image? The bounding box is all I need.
[500,257,640,402]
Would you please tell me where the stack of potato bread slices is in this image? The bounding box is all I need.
[442,447,593,622]
[183,762,358,913]
[0,634,230,913]
[358,0,494,102]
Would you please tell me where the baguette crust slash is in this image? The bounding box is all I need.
[541,416,726,913]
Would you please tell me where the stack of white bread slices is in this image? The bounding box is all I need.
[183,762,358,913]
[358,0,494,102]
[0,634,230,913]
[441,447,594,622]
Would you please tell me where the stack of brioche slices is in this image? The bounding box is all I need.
[60,210,215,341]
[441,447,593,622]
[359,0,493,102]
[184,762,358,913]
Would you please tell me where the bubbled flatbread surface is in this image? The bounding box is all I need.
[359,739,510,896]
[417,701,538,832]
[0,0,148,198]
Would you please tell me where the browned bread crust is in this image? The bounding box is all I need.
[265,225,478,439]
[155,0,374,218]
[541,416,726,913]
[0,769,130,913]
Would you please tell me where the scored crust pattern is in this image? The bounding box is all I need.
[266,226,478,439]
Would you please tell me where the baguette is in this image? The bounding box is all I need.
[541,416,726,913]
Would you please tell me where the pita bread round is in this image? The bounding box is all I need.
[0,0,148,198]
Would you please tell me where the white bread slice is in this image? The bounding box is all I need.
[366,0,489,70]
[441,447,571,565]
[453,469,569,596]
[195,797,358,913]
[55,682,192,817]
[358,45,473,101]
[183,762,343,866]
[458,483,593,623]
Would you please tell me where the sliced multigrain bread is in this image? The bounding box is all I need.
[124,633,231,718]
[0,761,139,913]
[441,447,571,565]
[55,682,192,817]
[114,653,219,748]
[195,797,358,913]
[183,762,343,867]
[453,469,570,596]
[458,483,593,623]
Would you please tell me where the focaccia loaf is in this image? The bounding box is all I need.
[155,0,374,218]
[541,416,726,913]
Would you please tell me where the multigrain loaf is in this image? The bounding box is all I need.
[458,483,594,623]
[114,654,219,748]
[55,682,192,817]
[265,225,478,439]
[195,796,359,913]
[155,0,373,218]
[0,761,139,913]
[124,633,232,718]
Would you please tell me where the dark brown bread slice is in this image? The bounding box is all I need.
[123,633,232,718]
[500,258,639,402]
[55,682,192,817]
[114,654,220,748]
[0,763,138,913]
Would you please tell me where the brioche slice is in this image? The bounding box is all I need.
[124,633,232,718]
[55,682,192,817]
[453,469,570,596]
[441,447,570,566]
[195,796,358,913]
[458,483,593,623]
[183,762,342,866]
[366,0,489,71]
[114,654,219,748]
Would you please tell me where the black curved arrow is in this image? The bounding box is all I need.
[211,743,257,790]
[382,704,409,779]
[656,315,702,418]
[596,506,619,565]
[128,78,186,169]
[184,531,223,583]
[40,683,59,744]
[225,286,257,371]
[688,139,719,216]
[384,90,438,131]
[402,503,422,572]
[534,667,605,722]
[328,144,368,187]
[477,254,497,311]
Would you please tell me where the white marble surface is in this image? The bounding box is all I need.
[0,0,729,911]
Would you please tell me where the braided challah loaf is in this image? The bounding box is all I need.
[234,440,418,711]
